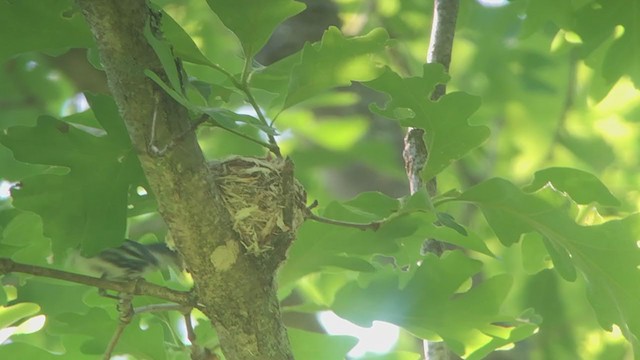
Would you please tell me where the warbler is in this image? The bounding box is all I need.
[69,240,182,281]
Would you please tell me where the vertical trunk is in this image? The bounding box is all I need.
[75,1,295,358]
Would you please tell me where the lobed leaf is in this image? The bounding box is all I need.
[457,177,640,353]
[364,65,490,180]
[252,27,390,110]
[523,167,620,206]
[331,251,538,359]
[0,0,93,62]
[0,95,145,256]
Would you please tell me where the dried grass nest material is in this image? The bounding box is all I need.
[208,156,307,254]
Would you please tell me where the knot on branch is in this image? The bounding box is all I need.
[208,156,307,256]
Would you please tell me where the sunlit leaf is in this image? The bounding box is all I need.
[457,178,640,353]
[289,328,357,360]
[332,251,538,359]
[523,167,620,206]
[364,65,490,180]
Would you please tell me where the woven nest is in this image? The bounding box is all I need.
[209,156,307,255]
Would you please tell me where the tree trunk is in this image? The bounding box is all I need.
[75,1,296,358]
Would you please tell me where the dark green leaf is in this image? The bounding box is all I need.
[144,25,184,95]
[162,11,214,67]
[0,0,93,62]
[205,0,305,59]
[201,107,278,135]
[0,96,144,256]
[253,27,390,110]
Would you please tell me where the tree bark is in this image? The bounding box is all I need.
[75,1,294,358]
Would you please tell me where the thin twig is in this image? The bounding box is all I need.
[304,209,381,231]
[0,258,197,307]
[104,321,128,360]
[104,293,135,360]
[214,121,280,153]
[134,303,192,314]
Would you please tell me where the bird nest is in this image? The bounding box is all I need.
[209,156,307,255]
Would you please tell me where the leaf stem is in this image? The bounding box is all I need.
[215,121,280,153]
[238,83,282,158]
[206,58,282,158]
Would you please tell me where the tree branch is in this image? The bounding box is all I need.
[0,258,194,305]
[402,0,462,359]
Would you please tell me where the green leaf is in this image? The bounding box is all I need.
[436,212,467,236]
[289,328,357,360]
[1,212,50,265]
[521,270,580,359]
[520,233,552,274]
[364,65,490,180]
[201,108,278,135]
[572,0,640,88]
[283,27,389,109]
[362,352,422,360]
[162,11,214,67]
[523,167,620,206]
[146,71,279,136]
[279,221,389,287]
[519,0,574,38]
[457,178,640,352]
[52,307,166,359]
[145,69,193,110]
[205,0,305,59]
[0,0,93,62]
[144,24,183,95]
[0,302,40,329]
[253,27,390,110]
[332,251,538,358]
[0,95,145,256]
[0,343,78,360]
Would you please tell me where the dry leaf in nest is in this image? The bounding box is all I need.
[209,156,307,255]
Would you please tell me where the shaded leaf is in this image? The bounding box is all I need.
[0,0,93,62]
[0,95,144,256]
[205,0,305,59]
[162,11,214,67]
[253,27,390,110]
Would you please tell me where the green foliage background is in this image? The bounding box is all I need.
[1,0,640,359]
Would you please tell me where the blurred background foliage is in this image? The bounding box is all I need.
[1,0,639,359]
